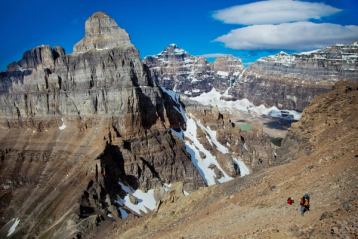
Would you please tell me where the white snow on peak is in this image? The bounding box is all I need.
[298,49,321,55]
[58,118,66,130]
[116,182,157,215]
[190,88,301,120]
[233,71,241,77]
[217,71,229,77]
[174,48,186,55]
[7,218,20,237]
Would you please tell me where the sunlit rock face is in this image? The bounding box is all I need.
[0,11,205,239]
[73,11,132,53]
[229,42,358,111]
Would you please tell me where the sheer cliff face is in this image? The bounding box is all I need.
[144,44,244,96]
[0,12,204,238]
[229,43,358,111]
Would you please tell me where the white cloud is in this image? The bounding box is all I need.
[199,53,233,58]
[213,0,341,25]
[215,21,358,50]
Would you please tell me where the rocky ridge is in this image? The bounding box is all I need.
[146,42,358,113]
[229,42,358,111]
[144,44,244,96]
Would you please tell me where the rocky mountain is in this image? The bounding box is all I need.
[0,12,266,239]
[102,80,358,239]
[1,9,356,239]
[229,42,358,111]
[144,44,244,96]
[0,12,208,238]
[146,42,358,114]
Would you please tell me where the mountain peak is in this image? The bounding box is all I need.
[157,44,189,58]
[73,11,132,53]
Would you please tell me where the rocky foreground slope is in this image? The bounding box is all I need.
[103,80,358,239]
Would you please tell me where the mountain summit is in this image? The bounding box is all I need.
[73,11,132,53]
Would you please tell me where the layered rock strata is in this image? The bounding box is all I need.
[229,43,358,111]
[0,12,205,238]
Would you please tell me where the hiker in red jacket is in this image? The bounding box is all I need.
[287,197,294,205]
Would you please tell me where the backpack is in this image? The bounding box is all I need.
[300,196,310,206]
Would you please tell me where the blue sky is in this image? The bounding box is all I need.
[0,0,358,70]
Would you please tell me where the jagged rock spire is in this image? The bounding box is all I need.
[73,11,132,53]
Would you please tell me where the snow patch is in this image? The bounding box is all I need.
[163,183,172,192]
[233,71,241,76]
[298,49,320,55]
[116,182,157,215]
[233,158,250,177]
[217,71,229,77]
[197,122,229,154]
[190,88,301,120]
[162,87,233,185]
[59,118,66,130]
[183,117,233,185]
[7,218,20,237]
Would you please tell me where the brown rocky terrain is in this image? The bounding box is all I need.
[102,80,358,238]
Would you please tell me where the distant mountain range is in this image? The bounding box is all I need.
[145,42,358,112]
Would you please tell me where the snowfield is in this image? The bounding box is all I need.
[58,118,66,130]
[161,87,251,186]
[116,182,157,216]
[7,218,20,237]
[190,88,301,120]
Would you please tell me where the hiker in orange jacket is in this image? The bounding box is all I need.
[299,193,310,215]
